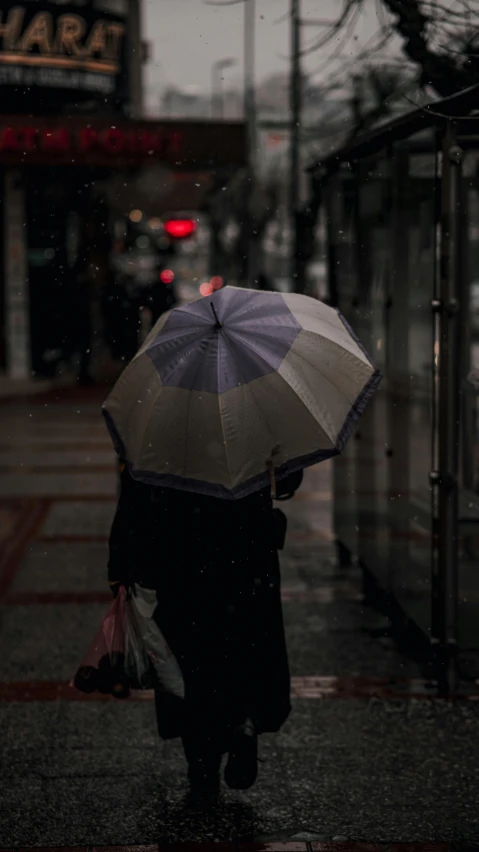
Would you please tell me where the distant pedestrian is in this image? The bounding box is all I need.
[144,278,177,327]
[257,273,272,291]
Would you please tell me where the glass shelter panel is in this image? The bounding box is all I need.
[457,146,479,674]
[328,170,360,562]
[353,153,392,590]
[385,135,436,635]
[369,136,436,632]
[331,132,437,639]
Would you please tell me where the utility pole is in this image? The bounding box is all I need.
[211,58,237,119]
[243,0,256,285]
[290,0,301,291]
[244,0,256,166]
[207,0,256,285]
[128,0,144,118]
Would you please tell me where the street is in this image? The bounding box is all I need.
[1,386,479,847]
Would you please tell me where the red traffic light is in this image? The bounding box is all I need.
[163,218,196,239]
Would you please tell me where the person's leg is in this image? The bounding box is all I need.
[180,677,229,791]
[181,731,222,793]
[224,717,258,790]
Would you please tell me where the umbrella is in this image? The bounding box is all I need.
[103,286,381,499]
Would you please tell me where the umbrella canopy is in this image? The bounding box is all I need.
[103,286,381,499]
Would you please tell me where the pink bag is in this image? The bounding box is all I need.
[73,585,185,725]
[73,587,130,699]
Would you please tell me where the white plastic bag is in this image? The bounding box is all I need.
[124,593,151,689]
[124,584,184,698]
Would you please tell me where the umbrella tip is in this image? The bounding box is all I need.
[210,301,223,330]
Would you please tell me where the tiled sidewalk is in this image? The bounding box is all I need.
[1,389,479,847]
[0,843,460,852]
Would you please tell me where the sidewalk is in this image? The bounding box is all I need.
[0,374,54,399]
[0,389,479,848]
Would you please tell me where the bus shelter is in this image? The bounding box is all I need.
[316,85,479,689]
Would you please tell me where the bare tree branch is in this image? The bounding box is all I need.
[298,0,361,57]
[380,0,474,95]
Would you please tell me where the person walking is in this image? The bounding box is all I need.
[256,272,271,291]
[108,463,302,794]
[102,286,380,796]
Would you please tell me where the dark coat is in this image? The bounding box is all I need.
[108,468,303,740]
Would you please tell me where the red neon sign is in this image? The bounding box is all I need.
[0,125,184,159]
[163,219,196,240]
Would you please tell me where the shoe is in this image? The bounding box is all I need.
[187,760,221,796]
[224,718,258,790]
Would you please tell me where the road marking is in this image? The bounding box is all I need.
[1,677,478,703]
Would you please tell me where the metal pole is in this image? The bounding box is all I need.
[432,123,462,692]
[128,0,143,118]
[244,0,256,168]
[243,0,256,286]
[290,0,301,291]
[211,64,219,118]
[4,170,30,378]
[218,75,224,119]
[212,59,237,120]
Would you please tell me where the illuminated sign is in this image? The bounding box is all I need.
[0,124,182,158]
[0,117,247,169]
[0,2,126,97]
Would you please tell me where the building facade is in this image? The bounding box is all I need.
[0,0,143,378]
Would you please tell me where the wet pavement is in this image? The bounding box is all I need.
[1,387,479,849]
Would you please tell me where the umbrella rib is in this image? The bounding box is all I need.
[290,307,369,358]
[221,331,279,473]
[170,303,215,321]
[220,292,285,324]
[303,328,372,366]
[223,330,336,440]
[183,339,213,480]
[269,362,338,446]
[218,393,233,489]
[228,327,368,445]
[133,372,166,471]
[279,342,371,443]
[225,328,285,373]
[135,309,173,357]
[146,326,209,351]
[216,325,232,484]
[108,361,161,466]
[228,324,298,343]
[293,330,373,391]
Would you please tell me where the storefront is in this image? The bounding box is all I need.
[0,0,130,377]
[0,115,246,378]
[317,84,479,689]
[0,0,131,113]
[0,2,246,378]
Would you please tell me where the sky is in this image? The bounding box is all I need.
[142,0,394,112]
